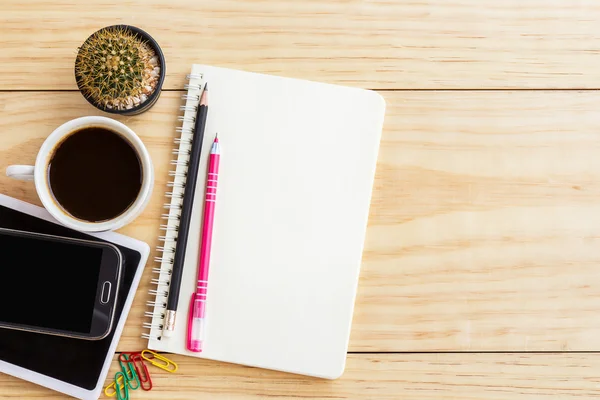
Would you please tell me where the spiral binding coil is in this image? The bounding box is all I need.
[144,311,165,319]
[142,72,204,341]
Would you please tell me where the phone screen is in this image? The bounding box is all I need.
[0,232,103,333]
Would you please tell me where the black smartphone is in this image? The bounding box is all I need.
[0,227,122,340]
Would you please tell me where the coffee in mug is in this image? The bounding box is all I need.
[48,127,143,222]
[6,116,154,232]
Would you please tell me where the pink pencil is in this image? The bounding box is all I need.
[187,134,220,352]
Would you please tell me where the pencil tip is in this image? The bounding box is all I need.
[200,85,208,105]
[215,132,219,142]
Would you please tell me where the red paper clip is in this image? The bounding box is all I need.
[130,353,153,391]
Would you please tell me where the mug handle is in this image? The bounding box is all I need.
[6,165,35,181]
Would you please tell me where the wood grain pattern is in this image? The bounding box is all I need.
[4,1,600,398]
[356,90,600,352]
[2,0,600,90]
[2,353,600,399]
[2,91,600,356]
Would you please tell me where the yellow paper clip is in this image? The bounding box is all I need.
[104,373,125,397]
[141,350,178,373]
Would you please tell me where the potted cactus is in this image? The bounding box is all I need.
[74,25,165,115]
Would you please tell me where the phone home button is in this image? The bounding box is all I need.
[100,281,112,304]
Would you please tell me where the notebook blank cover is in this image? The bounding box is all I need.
[149,65,385,378]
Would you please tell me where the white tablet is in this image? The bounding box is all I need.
[0,194,149,400]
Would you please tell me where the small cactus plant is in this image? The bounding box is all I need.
[75,25,163,113]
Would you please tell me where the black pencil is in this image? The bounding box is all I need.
[163,84,209,336]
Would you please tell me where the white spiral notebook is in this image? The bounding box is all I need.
[143,65,385,378]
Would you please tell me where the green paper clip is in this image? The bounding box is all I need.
[119,353,140,390]
[115,371,129,400]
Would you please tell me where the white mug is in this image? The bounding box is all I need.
[6,116,154,232]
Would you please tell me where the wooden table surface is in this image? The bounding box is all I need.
[3,1,600,399]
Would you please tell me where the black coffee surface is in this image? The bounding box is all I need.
[48,127,142,222]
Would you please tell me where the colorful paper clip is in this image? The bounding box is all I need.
[104,373,125,397]
[119,353,140,390]
[141,350,178,373]
[131,353,153,391]
[115,371,129,400]
[107,349,172,396]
